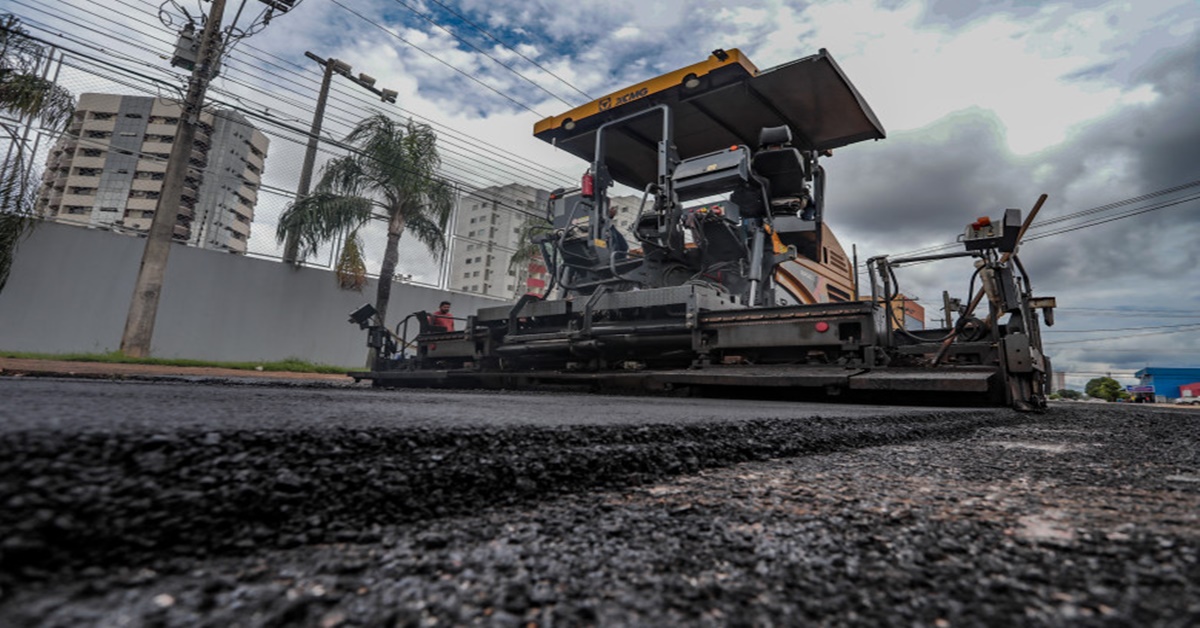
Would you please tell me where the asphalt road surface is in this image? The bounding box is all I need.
[1,377,1197,626]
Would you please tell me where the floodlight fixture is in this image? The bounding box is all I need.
[349,303,378,329]
[259,0,297,13]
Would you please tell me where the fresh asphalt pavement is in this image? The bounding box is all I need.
[1,377,1197,626]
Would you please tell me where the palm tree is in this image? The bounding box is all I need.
[277,114,454,326]
[508,215,555,293]
[0,15,74,291]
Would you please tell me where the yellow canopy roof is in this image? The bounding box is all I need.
[533,49,886,189]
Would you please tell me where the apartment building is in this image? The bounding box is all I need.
[448,184,648,300]
[36,93,268,254]
[448,184,643,300]
[449,183,548,299]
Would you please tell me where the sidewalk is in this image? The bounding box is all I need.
[0,357,354,384]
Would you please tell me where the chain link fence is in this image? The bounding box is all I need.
[7,32,563,296]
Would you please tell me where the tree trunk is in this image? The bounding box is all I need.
[374,207,406,327]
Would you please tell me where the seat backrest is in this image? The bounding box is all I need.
[752,125,808,199]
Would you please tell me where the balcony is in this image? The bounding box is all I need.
[137,158,168,172]
[240,168,261,184]
[227,218,251,237]
[142,141,174,155]
[65,174,101,188]
[145,123,177,135]
[81,119,116,133]
[60,194,91,206]
[71,156,106,169]
[126,197,159,212]
[130,179,162,192]
[58,213,93,226]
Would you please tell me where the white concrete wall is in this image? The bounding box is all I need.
[0,222,504,367]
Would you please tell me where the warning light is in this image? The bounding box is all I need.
[815,321,830,333]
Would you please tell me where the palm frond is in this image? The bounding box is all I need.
[276,191,373,258]
[318,155,369,198]
[404,213,448,259]
[0,73,74,129]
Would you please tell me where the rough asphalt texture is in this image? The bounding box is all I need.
[0,377,1197,626]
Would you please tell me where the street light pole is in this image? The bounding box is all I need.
[120,0,226,357]
[282,52,397,265]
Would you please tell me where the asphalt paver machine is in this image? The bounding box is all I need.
[350,49,1057,410]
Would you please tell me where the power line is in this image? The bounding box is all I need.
[423,0,592,101]
[1045,322,1200,334]
[1045,324,1200,346]
[14,14,567,225]
[329,0,546,117]
[24,29,554,228]
[887,179,1200,258]
[14,0,573,193]
[1056,307,1200,318]
[384,0,576,108]
[1025,193,1200,242]
[23,0,577,192]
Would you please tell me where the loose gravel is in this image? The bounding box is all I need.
[1,378,1197,626]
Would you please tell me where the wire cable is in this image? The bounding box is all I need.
[329,0,546,117]
[424,0,592,101]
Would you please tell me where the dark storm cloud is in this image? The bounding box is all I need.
[829,108,1035,248]
[833,28,1200,258]
[825,26,1200,376]
[1113,36,1200,191]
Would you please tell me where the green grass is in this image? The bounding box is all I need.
[0,351,353,374]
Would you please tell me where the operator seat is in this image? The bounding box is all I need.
[752,125,813,220]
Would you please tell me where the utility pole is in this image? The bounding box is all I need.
[119,0,226,357]
[283,52,397,264]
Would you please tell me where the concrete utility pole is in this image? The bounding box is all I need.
[282,51,397,265]
[119,0,226,357]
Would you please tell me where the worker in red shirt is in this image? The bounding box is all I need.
[430,300,455,332]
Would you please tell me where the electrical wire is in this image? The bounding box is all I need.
[27,33,554,229]
[384,0,576,108]
[1044,322,1200,334]
[15,0,577,196]
[13,15,568,224]
[423,0,593,101]
[328,0,546,117]
[887,179,1200,258]
[1044,324,1200,346]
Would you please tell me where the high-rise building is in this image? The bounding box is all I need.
[448,184,643,300]
[449,183,548,299]
[36,93,268,254]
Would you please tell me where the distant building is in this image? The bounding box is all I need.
[894,295,925,331]
[449,183,549,299]
[36,93,269,254]
[448,185,642,300]
[1134,367,1200,400]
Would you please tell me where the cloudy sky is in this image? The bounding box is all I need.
[14,0,1200,389]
